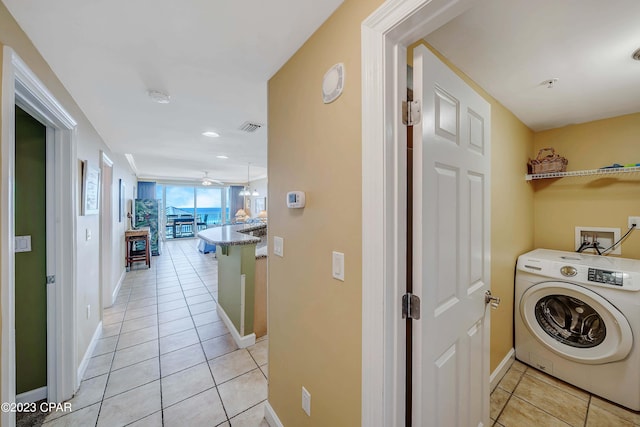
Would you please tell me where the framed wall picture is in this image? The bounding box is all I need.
[82,160,101,215]
[119,179,125,222]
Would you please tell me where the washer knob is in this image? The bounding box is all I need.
[560,266,577,277]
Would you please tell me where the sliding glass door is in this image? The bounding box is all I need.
[157,184,228,240]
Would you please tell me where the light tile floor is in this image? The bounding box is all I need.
[43,239,269,427]
[492,360,640,427]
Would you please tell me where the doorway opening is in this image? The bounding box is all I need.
[101,152,114,308]
[14,106,47,403]
[2,47,78,427]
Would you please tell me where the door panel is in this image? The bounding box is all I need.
[412,44,491,426]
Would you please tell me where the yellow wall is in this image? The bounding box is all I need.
[267,0,383,425]
[410,42,535,371]
[533,113,640,259]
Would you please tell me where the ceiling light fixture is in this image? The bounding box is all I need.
[216,155,228,159]
[202,131,220,138]
[239,163,258,197]
[147,89,171,104]
[632,47,640,61]
[201,171,222,186]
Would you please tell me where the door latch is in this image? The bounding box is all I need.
[484,290,500,309]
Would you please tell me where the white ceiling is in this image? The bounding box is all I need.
[5,0,639,185]
[425,0,640,131]
[2,0,343,183]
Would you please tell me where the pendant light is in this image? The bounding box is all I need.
[239,163,258,197]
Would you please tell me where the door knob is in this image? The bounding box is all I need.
[484,290,501,309]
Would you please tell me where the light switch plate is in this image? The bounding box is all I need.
[15,235,32,253]
[332,251,344,281]
[274,236,284,257]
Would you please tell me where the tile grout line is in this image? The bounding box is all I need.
[174,240,232,424]
[92,265,135,427]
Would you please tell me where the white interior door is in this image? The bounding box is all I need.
[412,44,491,427]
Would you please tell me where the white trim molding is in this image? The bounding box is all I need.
[77,321,102,385]
[16,387,47,404]
[490,348,515,392]
[217,303,256,348]
[112,269,127,307]
[361,1,479,426]
[264,401,285,427]
[2,46,78,427]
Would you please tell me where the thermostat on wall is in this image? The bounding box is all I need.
[286,191,305,208]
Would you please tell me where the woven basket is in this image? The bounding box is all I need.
[528,147,568,174]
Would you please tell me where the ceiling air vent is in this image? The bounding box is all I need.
[238,121,263,133]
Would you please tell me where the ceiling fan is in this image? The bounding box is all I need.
[201,171,223,186]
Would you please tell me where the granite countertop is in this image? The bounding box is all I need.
[197,223,266,246]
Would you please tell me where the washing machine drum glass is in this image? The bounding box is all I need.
[520,282,633,364]
[535,295,606,348]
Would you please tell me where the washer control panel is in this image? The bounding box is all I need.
[588,268,624,286]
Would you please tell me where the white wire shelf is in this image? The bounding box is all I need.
[525,165,640,181]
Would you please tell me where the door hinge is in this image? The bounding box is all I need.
[402,293,421,320]
[46,275,55,285]
[402,100,421,126]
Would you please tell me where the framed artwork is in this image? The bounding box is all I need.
[255,197,266,213]
[119,179,125,222]
[82,160,101,215]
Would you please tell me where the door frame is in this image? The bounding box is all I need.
[100,151,114,308]
[1,47,78,426]
[361,0,479,425]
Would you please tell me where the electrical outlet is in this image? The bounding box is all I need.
[302,386,311,416]
[628,216,640,229]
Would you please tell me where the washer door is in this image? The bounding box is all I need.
[520,281,633,364]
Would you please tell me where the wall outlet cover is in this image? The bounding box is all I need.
[302,386,311,416]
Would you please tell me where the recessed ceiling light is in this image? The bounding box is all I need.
[216,155,228,159]
[147,89,171,104]
[202,131,220,138]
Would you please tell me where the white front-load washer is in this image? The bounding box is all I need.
[515,249,640,410]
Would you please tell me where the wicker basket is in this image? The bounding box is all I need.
[528,147,568,174]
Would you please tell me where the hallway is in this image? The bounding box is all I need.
[42,239,269,426]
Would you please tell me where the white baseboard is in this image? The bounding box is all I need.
[490,348,515,391]
[111,269,126,306]
[77,321,103,385]
[264,401,284,427]
[16,386,47,404]
[217,303,255,348]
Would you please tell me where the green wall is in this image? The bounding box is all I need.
[15,106,47,394]
[217,244,256,335]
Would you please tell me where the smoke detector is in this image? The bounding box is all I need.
[238,121,263,133]
[540,78,559,89]
[147,90,171,104]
